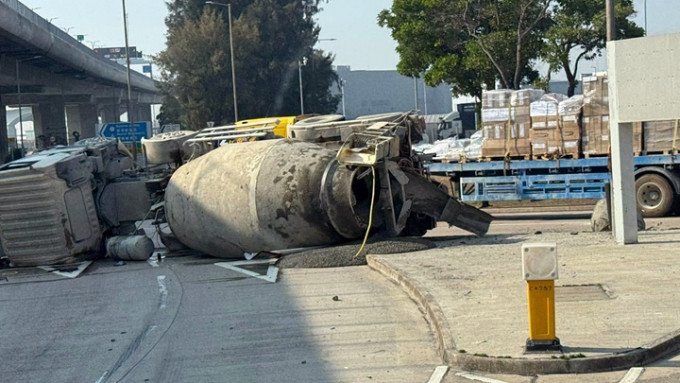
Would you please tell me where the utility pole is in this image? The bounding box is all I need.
[206,1,239,122]
[298,60,305,115]
[227,3,238,122]
[413,77,419,111]
[15,60,24,155]
[643,0,647,33]
[606,0,615,42]
[340,78,346,116]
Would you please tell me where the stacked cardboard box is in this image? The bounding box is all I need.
[581,73,643,154]
[581,115,609,155]
[633,122,643,153]
[558,95,583,157]
[551,95,582,157]
[581,74,609,155]
[529,94,581,157]
[644,120,680,153]
[481,89,541,158]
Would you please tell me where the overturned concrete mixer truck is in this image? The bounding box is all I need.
[0,112,493,266]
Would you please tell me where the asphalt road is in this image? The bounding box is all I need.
[3,210,680,383]
[0,255,443,383]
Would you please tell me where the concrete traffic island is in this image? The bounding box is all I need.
[366,229,680,375]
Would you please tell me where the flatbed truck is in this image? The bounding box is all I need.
[425,154,680,217]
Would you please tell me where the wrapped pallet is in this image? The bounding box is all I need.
[581,73,610,155]
[644,120,680,153]
[581,115,608,155]
[530,93,564,129]
[511,89,546,107]
[581,73,642,154]
[530,94,579,158]
[557,95,583,157]
[633,121,643,153]
[482,89,512,109]
[582,73,609,117]
[481,89,541,158]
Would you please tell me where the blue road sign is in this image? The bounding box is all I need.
[99,122,150,143]
[143,65,152,73]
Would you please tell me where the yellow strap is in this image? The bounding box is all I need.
[557,114,566,157]
[353,166,376,259]
[673,119,679,152]
[505,104,512,157]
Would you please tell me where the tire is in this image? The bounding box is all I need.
[401,213,436,237]
[635,174,674,217]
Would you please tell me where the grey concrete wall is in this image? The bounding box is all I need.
[608,32,680,123]
[335,67,453,119]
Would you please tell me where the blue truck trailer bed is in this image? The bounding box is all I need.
[425,155,680,204]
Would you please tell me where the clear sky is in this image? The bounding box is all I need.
[17,0,680,74]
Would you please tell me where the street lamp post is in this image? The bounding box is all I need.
[121,0,136,160]
[14,55,41,154]
[205,1,239,122]
[15,60,24,155]
[644,0,647,33]
[340,78,346,116]
[298,59,305,115]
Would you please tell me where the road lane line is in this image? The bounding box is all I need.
[455,371,509,383]
[427,366,449,383]
[94,370,108,383]
[619,367,645,383]
[157,275,168,309]
[147,256,159,267]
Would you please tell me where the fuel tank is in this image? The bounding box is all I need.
[164,139,368,258]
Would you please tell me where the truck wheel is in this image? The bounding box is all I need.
[635,174,674,217]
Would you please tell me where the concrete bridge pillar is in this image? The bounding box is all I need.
[134,104,152,123]
[66,104,98,141]
[32,98,66,148]
[99,102,121,123]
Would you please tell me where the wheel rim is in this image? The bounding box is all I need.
[638,183,663,209]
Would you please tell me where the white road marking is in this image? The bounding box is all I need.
[427,366,449,383]
[38,261,92,278]
[147,255,159,268]
[455,371,509,383]
[214,259,279,283]
[94,370,108,383]
[157,275,168,309]
[619,367,645,383]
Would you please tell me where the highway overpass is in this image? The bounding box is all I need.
[0,0,162,161]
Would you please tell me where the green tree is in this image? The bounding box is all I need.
[300,50,342,115]
[157,0,339,129]
[542,0,644,96]
[379,0,551,98]
[157,8,231,129]
[156,94,186,128]
[378,1,489,99]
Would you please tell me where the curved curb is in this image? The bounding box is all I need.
[366,254,680,375]
[366,255,457,364]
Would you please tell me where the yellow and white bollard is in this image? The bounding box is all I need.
[521,243,561,352]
